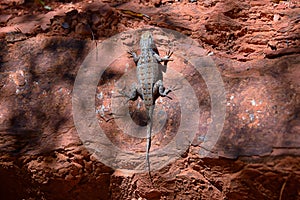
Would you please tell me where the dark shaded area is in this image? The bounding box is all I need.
[0,166,42,200]
[0,37,88,156]
[0,37,112,199]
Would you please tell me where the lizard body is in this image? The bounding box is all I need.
[125,31,172,178]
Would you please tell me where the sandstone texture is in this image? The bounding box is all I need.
[0,0,299,199]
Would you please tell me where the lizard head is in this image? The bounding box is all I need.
[140,31,155,50]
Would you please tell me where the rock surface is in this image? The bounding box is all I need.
[0,0,299,199]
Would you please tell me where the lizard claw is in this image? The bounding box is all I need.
[113,82,127,98]
[165,94,173,100]
[127,49,134,56]
[114,89,129,99]
[168,84,182,92]
[100,112,128,122]
[166,50,173,58]
[161,50,173,61]
[128,49,139,62]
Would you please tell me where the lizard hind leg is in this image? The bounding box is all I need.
[101,83,140,122]
[153,80,172,99]
[127,49,140,63]
[114,82,140,102]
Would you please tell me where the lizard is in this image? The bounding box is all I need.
[121,31,173,179]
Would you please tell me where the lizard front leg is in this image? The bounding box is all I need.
[116,82,141,101]
[128,50,140,63]
[153,50,173,62]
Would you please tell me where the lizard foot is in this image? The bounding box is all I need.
[162,50,173,61]
[127,49,139,62]
[100,111,128,122]
[168,83,182,92]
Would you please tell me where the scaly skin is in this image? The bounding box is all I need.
[125,31,173,180]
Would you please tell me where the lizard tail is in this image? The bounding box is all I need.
[146,106,154,181]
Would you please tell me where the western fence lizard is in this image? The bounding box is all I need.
[122,31,173,179]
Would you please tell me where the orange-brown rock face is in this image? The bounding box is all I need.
[0,0,299,199]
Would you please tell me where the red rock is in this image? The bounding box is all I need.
[0,0,300,199]
[0,14,12,23]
